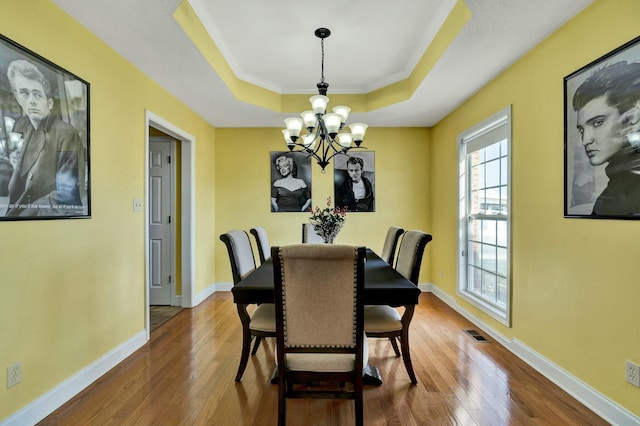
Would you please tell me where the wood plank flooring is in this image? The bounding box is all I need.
[39,293,608,425]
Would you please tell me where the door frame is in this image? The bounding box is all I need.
[145,110,196,338]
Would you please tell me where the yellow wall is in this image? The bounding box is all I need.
[431,0,640,416]
[3,0,639,422]
[0,0,216,419]
[214,127,432,283]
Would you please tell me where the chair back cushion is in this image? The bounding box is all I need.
[380,226,404,265]
[395,230,433,284]
[219,230,256,284]
[250,226,271,263]
[302,223,325,243]
[273,244,365,350]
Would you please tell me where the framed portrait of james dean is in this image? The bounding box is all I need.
[270,151,312,213]
[564,34,640,219]
[333,152,375,212]
[0,33,90,220]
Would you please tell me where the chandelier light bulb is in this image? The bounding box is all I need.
[309,95,329,114]
[282,129,294,146]
[337,133,353,148]
[332,106,351,125]
[284,117,303,140]
[323,113,342,137]
[300,110,317,130]
[302,133,316,149]
[349,123,368,144]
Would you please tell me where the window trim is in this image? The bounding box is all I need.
[457,105,512,327]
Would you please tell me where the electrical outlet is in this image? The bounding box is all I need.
[626,360,640,387]
[7,362,21,388]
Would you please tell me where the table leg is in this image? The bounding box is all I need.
[363,365,383,385]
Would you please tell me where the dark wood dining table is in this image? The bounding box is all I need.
[231,248,421,385]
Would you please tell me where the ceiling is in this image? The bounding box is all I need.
[51,0,592,128]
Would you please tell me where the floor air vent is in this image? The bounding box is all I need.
[464,329,489,343]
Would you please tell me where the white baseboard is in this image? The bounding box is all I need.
[423,283,640,426]
[215,282,233,292]
[194,282,232,305]
[194,283,216,305]
[1,330,147,426]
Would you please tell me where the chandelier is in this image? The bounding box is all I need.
[281,28,368,172]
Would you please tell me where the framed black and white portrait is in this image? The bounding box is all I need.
[333,152,375,212]
[0,33,90,220]
[564,35,640,219]
[270,151,312,212]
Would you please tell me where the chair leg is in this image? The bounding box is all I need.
[389,336,401,357]
[400,305,417,384]
[278,369,286,426]
[399,335,417,384]
[251,336,262,355]
[355,369,364,426]
[235,305,252,382]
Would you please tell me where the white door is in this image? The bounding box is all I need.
[149,138,175,305]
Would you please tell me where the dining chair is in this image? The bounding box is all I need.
[249,226,271,264]
[380,226,404,265]
[301,222,325,243]
[364,230,432,384]
[272,244,367,426]
[220,230,276,382]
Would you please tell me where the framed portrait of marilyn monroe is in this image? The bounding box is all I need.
[270,151,312,213]
[564,34,640,219]
[0,33,90,220]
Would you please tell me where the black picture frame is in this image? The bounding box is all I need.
[270,151,312,213]
[564,35,640,219]
[333,152,375,212]
[0,33,90,220]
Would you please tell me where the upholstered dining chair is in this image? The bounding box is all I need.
[301,222,325,243]
[380,226,404,265]
[364,230,432,384]
[249,226,271,264]
[272,244,367,426]
[220,230,276,382]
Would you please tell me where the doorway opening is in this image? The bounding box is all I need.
[145,110,195,339]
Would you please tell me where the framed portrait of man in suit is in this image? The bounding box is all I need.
[333,152,375,212]
[0,33,90,220]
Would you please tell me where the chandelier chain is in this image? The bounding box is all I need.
[320,37,325,84]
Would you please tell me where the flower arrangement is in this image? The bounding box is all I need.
[309,196,347,243]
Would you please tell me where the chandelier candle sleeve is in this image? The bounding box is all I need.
[281,27,368,172]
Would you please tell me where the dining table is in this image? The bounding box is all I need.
[231,248,421,385]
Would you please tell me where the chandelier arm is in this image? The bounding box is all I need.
[322,146,349,164]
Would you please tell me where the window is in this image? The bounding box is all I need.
[457,106,511,326]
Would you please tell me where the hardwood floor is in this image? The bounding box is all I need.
[39,293,607,425]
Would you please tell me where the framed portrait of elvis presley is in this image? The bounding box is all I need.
[564,34,640,219]
[0,33,90,220]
